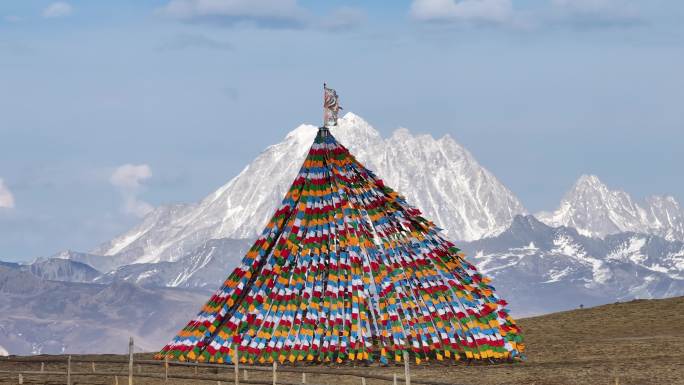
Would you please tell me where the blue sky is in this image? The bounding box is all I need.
[1,0,683,261]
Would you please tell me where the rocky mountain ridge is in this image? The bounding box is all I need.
[93,113,526,266]
[538,174,684,241]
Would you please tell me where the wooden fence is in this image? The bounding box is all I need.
[0,337,464,385]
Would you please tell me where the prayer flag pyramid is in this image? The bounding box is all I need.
[156,123,524,365]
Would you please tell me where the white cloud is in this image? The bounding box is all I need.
[110,164,154,218]
[42,2,73,19]
[410,0,641,28]
[410,0,513,24]
[156,0,306,27]
[0,178,15,209]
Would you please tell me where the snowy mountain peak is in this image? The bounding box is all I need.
[337,111,378,135]
[284,123,317,143]
[283,114,382,153]
[391,127,412,139]
[94,113,526,266]
[333,113,383,150]
[538,175,684,241]
[566,174,621,201]
[575,174,603,187]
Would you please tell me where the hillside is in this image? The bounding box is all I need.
[1,296,682,384]
[414,296,684,384]
[478,296,684,384]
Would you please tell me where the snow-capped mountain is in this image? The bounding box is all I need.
[538,175,684,241]
[460,215,684,316]
[94,113,526,266]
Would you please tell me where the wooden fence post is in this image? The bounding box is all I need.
[128,337,134,385]
[233,347,240,385]
[243,369,249,381]
[92,361,96,373]
[302,372,306,384]
[393,373,398,385]
[403,351,411,385]
[164,356,169,384]
[40,362,44,372]
[18,373,23,384]
[115,375,119,385]
[67,355,72,385]
[272,361,277,385]
[361,377,366,385]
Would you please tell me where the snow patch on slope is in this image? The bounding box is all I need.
[551,233,612,285]
[606,236,647,264]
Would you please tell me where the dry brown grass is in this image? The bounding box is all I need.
[2,296,683,385]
